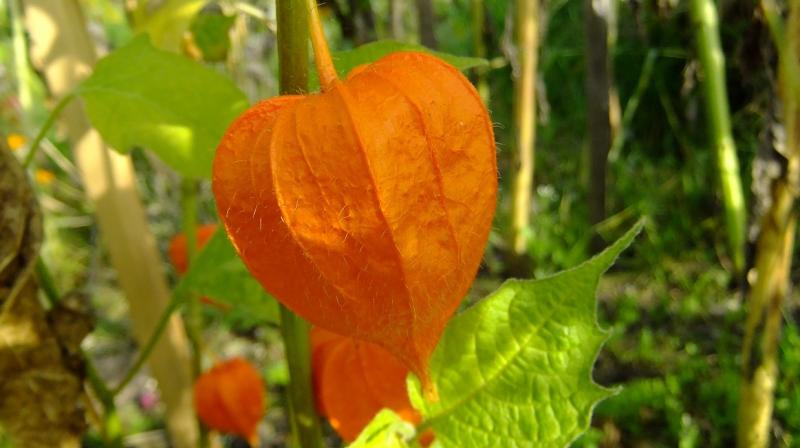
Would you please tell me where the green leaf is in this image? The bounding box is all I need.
[79,35,249,178]
[311,40,489,90]
[174,228,278,325]
[347,410,415,448]
[409,222,644,447]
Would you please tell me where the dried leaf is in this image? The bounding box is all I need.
[0,147,87,447]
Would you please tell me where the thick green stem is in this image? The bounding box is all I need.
[275,1,325,446]
[277,0,310,94]
[737,2,800,447]
[279,307,323,448]
[35,259,123,447]
[689,0,746,274]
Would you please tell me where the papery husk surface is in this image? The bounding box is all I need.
[214,52,496,391]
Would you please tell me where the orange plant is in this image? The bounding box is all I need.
[168,223,218,274]
[168,223,229,309]
[193,358,265,444]
[212,0,496,395]
[311,327,419,441]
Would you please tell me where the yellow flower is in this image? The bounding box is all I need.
[35,169,55,185]
[7,133,26,151]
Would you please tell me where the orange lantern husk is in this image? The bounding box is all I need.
[168,223,230,310]
[311,327,421,442]
[212,0,496,397]
[168,223,218,274]
[193,358,265,444]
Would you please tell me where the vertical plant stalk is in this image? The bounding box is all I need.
[180,178,210,448]
[471,0,489,104]
[738,2,800,447]
[415,0,438,49]
[276,0,325,446]
[9,0,34,131]
[389,0,406,40]
[509,0,539,261]
[584,0,614,246]
[22,2,198,447]
[688,0,746,274]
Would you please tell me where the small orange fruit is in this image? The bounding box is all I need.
[193,358,265,444]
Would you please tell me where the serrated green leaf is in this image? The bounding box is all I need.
[409,222,643,448]
[79,35,249,178]
[347,410,415,448]
[311,40,488,90]
[174,228,278,325]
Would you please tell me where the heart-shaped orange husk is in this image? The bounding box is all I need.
[212,3,496,395]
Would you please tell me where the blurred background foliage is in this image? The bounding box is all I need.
[0,0,797,446]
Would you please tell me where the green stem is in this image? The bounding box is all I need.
[688,0,746,275]
[9,0,34,130]
[35,259,123,447]
[608,49,657,162]
[471,0,489,104]
[180,178,201,378]
[111,295,182,395]
[279,306,323,448]
[277,0,310,94]
[180,178,208,448]
[23,92,76,169]
[276,1,325,447]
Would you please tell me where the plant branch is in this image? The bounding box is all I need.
[23,92,76,169]
[111,295,183,395]
[275,1,325,446]
[179,177,209,448]
[689,0,746,274]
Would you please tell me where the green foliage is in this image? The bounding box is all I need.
[311,40,488,89]
[334,40,488,72]
[776,323,800,444]
[347,410,415,448]
[174,227,278,326]
[135,0,207,51]
[79,35,248,178]
[189,10,236,62]
[408,222,643,447]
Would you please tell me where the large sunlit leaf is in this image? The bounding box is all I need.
[174,228,278,326]
[79,35,248,178]
[409,222,643,447]
[347,410,415,448]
